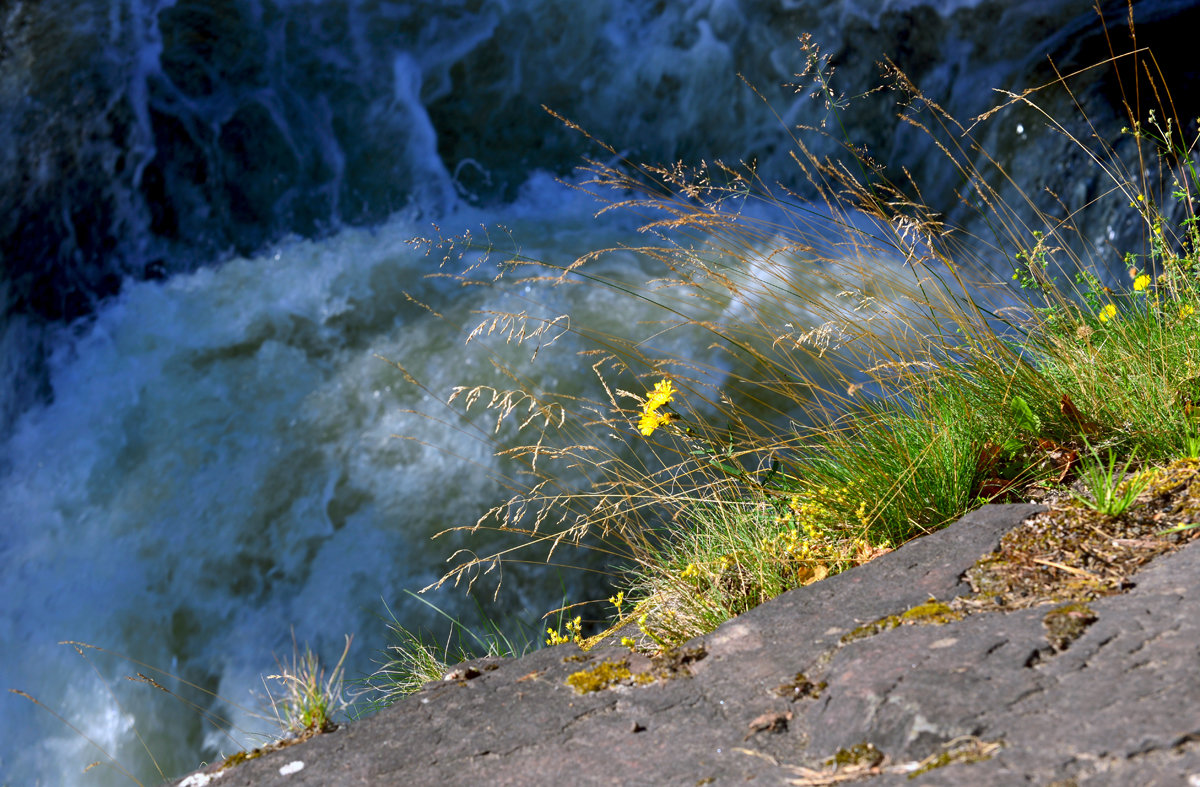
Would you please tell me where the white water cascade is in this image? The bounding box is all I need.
[1,1,1194,783]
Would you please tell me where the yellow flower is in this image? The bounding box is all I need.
[645,379,676,411]
[1181,304,1196,320]
[680,563,701,580]
[1098,303,1117,323]
[638,409,672,436]
[1133,274,1152,292]
[637,378,677,436]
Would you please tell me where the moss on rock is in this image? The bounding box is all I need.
[841,599,963,644]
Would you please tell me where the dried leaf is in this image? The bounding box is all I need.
[1060,394,1101,436]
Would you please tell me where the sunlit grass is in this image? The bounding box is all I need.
[263,634,353,736]
[382,5,1200,661]
[358,594,541,711]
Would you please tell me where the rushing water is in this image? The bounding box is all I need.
[2,1,1196,783]
[0,184,696,784]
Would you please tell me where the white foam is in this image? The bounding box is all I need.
[0,179,714,785]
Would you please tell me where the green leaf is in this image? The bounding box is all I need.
[1010,396,1042,435]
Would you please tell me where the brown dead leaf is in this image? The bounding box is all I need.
[1060,394,1102,436]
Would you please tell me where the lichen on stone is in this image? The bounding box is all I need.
[650,645,707,678]
[826,741,885,768]
[899,600,962,624]
[565,659,637,694]
[774,671,826,700]
[840,599,962,644]
[907,736,1002,778]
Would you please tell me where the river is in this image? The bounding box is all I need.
[0,1,1191,783]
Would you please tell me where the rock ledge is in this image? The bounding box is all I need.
[178,504,1200,786]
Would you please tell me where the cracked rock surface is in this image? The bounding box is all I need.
[176,503,1200,785]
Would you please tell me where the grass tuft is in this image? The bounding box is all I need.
[375,2,1200,673]
[263,633,353,735]
[359,593,540,711]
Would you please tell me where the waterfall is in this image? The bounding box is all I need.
[2,1,1195,783]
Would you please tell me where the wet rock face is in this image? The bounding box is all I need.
[179,502,1200,785]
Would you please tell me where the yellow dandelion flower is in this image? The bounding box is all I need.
[638,409,672,436]
[637,379,677,436]
[1133,274,1152,291]
[644,379,675,411]
[1098,303,1117,323]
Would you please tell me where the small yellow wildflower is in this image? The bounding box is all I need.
[620,636,637,650]
[638,409,672,436]
[1098,303,1117,323]
[1133,274,1151,292]
[645,379,675,410]
[546,628,569,646]
[608,591,625,611]
[637,378,677,436]
[680,563,701,580]
[1181,304,1196,320]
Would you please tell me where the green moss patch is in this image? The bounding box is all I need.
[826,741,885,768]
[908,737,1002,778]
[841,600,963,644]
[566,659,642,693]
[565,646,707,694]
[219,729,317,772]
